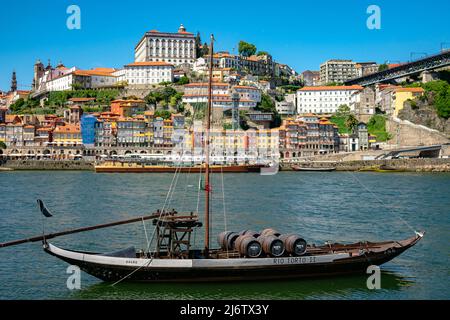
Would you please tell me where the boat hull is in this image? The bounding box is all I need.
[44,234,422,283]
[95,164,263,173]
[292,166,337,172]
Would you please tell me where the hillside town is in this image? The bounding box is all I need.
[0,24,449,165]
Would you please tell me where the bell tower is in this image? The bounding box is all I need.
[11,71,17,92]
[33,59,45,91]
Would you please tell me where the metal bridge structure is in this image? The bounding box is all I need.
[345,51,450,86]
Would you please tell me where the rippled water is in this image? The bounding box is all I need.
[0,171,449,299]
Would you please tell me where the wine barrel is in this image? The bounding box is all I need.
[260,228,281,237]
[257,235,285,257]
[280,234,307,256]
[217,231,240,250]
[239,230,260,238]
[235,235,262,258]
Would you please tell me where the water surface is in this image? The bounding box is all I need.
[0,171,448,299]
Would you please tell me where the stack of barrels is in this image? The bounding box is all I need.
[218,228,307,258]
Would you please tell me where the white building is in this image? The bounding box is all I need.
[134,24,196,66]
[296,86,363,114]
[45,68,118,91]
[124,61,174,86]
[182,83,260,111]
[276,101,296,116]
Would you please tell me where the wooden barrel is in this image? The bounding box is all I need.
[280,234,307,256]
[260,228,281,237]
[217,231,239,250]
[257,235,285,257]
[239,230,260,238]
[235,235,262,258]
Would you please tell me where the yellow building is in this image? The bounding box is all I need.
[53,124,82,145]
[393,87,424,117]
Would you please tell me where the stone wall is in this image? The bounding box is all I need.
[282,158,450,172]
[1,160,94,171]
[386,117,449,147]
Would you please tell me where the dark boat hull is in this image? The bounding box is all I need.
[95,164,263,173]
[44,234,422,283]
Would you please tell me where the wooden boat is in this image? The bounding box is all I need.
[0,35,424,284]
[359,165,406,173]
[292,165,336,172]
[95,162,263,173]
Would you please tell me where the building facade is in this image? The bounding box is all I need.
[124,61,174,86]
[134,24,196,66]
[297,86,363,114]
[320,60,358,84]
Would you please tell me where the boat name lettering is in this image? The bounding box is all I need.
[273,256,316,264]
[125,260,138,264]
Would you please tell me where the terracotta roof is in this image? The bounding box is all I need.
[299,86,363,91]
[185,82,229,87]
[125,61,174,67]
[73,69,116,77]
[54,124,80,134]
[111,99,145,104]
[395,87,424,93]
[234,85,259,90]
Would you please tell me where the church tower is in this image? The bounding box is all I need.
[33,59,45,91]
[11,71,17,92]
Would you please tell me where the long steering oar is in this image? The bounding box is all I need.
[0,200,195,248]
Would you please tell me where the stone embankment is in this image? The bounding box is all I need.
[282,158,450,172]
[1,159,450,172]
[1,160,94,171]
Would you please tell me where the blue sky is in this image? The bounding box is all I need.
[1,0,449,91]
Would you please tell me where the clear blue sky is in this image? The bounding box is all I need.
[1,0,449,91]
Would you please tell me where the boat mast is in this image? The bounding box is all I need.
[204,34,214,255]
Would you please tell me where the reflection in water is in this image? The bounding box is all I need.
[71,271,414,300]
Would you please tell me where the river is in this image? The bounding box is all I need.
[0,171,448,299]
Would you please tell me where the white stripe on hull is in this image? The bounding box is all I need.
[47,243,350,269]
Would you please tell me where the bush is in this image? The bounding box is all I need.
[367,114,391,142]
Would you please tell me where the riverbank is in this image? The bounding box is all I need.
[0,160,94,171]
[281,158,450,172]
[1,158,450,172]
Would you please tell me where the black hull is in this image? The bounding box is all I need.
[45,244,412,283]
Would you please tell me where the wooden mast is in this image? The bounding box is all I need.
[204,34,214,255]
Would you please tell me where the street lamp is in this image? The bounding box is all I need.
[410,52,428,62]
[441,42,450,52]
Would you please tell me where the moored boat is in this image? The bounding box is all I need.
[95,162,264,173]
[292,165,336,172]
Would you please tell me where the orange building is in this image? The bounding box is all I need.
[110,99,146,117]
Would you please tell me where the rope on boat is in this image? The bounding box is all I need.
[221,165,229,258]
[344,169,416,233]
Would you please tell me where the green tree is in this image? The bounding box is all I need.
[0,141,7,149]
[378,64,389,72]
[201,43,210,57]
[336,104,351,117]
[154,110,172,119]
[195,32,202,57]
[177,76,190,85]
[256,51,269,56]
[238,41,257,57]
[345,114,358,133]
